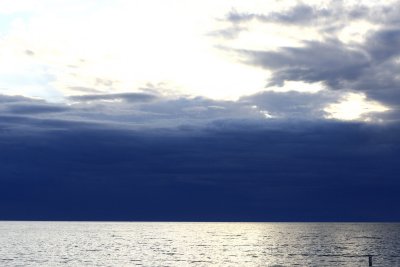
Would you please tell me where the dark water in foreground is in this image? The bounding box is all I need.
[0,222,399,266]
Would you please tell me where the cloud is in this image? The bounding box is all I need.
[0,85,390,132]
[0,117,399,221]
[235,29,400,109]
[5,103,70,114]
[68,92,159,103]
[240,90,340,119]
[25,50,35,56]
[224,2,399,30]
[238,40,370,88]
[0,94,254,129]
[0,94,34,103]
[68,86,103,94]
[0,90,399,221]
[215,1,400,115]
[208,24,247,39]
[226,4,319,25]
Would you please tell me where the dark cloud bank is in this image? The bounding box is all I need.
[0,93,399,221]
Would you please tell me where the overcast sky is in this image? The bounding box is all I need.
[1,0,400,221]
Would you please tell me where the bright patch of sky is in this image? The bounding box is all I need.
[0,0,392,121]
[324,92,389,122]
[0,0,272,100]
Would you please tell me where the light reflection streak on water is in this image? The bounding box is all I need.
[0,222,399,266]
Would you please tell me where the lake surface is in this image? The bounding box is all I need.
[0,222,399,266]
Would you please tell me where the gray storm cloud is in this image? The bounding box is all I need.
[220,1,400,113]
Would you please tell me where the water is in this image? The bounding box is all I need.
[0,222,399,266]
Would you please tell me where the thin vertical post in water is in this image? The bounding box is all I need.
[368,255,373,266]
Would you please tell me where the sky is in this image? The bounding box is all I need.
[1,0,400,221]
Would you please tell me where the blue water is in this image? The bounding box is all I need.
[0,222,399,266]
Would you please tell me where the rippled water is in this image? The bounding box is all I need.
[0,222,399,266]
